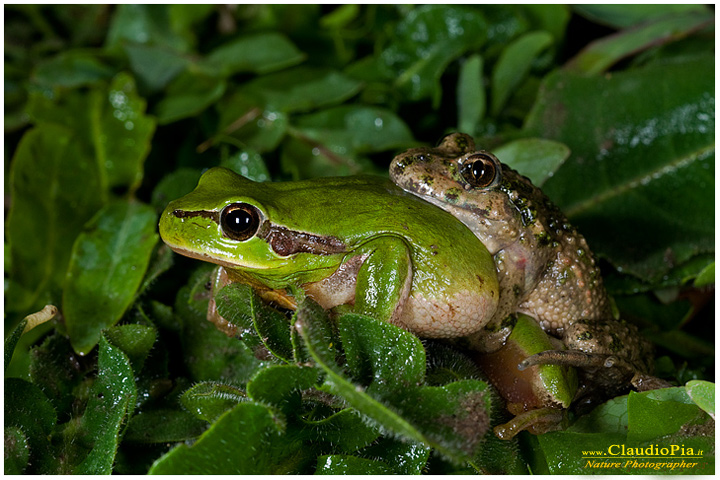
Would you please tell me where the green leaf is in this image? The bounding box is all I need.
[219,147,271,182]
[205,32,305,76]
[493,138,570,187]
[4,319,27,373]
[237,66,363,113]
[358,437,431,474]
[124,408,208,443]
[148,402,286,474]
[29,332,89,416]
[151,168,203,212]
[124,43,189,93]
[338,313,426,388]
[214,95,287,153]
[296,305,492,463]
[154,70,226,125]
[64,201,158,354]
[4,378,58,474]
[573,4,711,29]
[105,4,189,52]
[626,389,702,443]
[26,73,156,193]
[525,55,714,281]
[94,73,157,192]
[181,382,247,423]
[176,271,265,383]
[694,262,714,288]
[301,408,381,453]
[4,426,30,474]
[457,54,485,134]
[380,5,488,105]
[565,12,714,75]
[685,380,714,418]
[246,365,318,415]
[491,31,553,116]
[284,105,414,178]
[315,455,395,474]
[104,324,157,373]
[32,51,114,88]
[73,336,137,474]
[6,125,104,313]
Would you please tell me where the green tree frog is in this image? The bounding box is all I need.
[159,167,500,341]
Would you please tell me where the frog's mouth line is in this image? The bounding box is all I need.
[170,209,347,258]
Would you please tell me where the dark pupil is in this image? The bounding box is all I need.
[227,209,252,230]
[462,157,496,187]
[221,204,260,241]
[471,161,492,183]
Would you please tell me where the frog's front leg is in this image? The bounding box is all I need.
[353,236,412,325]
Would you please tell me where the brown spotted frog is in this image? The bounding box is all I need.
[390,133,656,437]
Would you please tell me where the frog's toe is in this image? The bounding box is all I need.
[493,406,567,440]
[518,349,609,370]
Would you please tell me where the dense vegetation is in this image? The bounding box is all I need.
[5,5,714,474]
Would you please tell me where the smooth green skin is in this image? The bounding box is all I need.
[159,167,499,331]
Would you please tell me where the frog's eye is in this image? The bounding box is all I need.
[221,203,261,241]
[461,152,500,188]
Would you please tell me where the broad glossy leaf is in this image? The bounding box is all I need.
[694,262,714,288]
[284,105,414,178]
[6,125,104,313]
[219,147,271,182]
[626,389,706,443]
[205,32,305,76]
[491,31,553,116]
[4,378,58,474]
[64,201,158,355]
[457,54,485,134]
[685,380,714,418]
[538,387,714,474]
[154,70,226,125]
[522,5,570,42]
[565,12,713,75]
[73,336,137,474]
[379,5,488,105]
[151,168,203,212]
[26,73,155,193]
[492,138,570,187]
[105,4,189,52]
[32,51,114,88]
[214,94,288,153]
[525,55,714,281]
[237,66,363,113]
[573,4,711,29]
[148,402,286,474]
[124,43,189,93]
